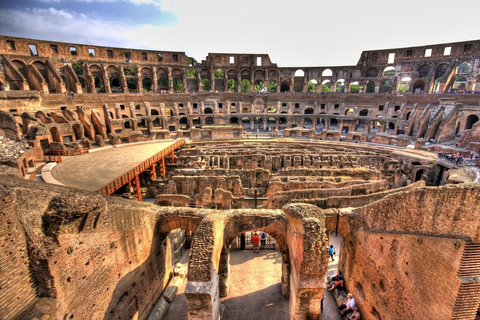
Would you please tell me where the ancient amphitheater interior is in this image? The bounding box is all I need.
[1,35,480,320]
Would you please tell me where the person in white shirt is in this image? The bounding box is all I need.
[336,293,356,318]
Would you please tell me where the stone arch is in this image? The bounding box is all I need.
[456,62,471,74]
[140,67,153,92]
[322,69,332,77]
[465,114,479,130]
[230,117,239,125]
[418,64,431,78]
[156,68,168,90]
[280,80,290,93]
[359,109,368,117]
[205,116,214,125]
[366,67,379,78]
[89,64,105,93]
[107,65,122,93]
[383,66,395,77]
[335,79,345,93]
[304,108,314,115]
[413,79,425,93]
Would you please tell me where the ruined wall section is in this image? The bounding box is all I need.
[342,231,465,320]
[0,175,176,320]
[0,185,39,320]
[355,183,480,240]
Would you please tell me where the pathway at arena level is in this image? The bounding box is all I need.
[164,233,342,320]
[50,140,177,191]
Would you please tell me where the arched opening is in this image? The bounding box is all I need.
[405,112,411,121]
[308,79,318,92]
[241,79,251,93]
[345,108,354,116]
[321,80,331,93]
[418,64,431,78]
[157,68,169,91]
[205,117,214,125]
[366,67,379,78]
[151,109,159,116]
[356,120,366,132]
[388,122,395,130]
[452,76,467,93]
[330,118,338,128]
[413,79,425,93]
[279,117,287,129]
[268,80,277,93]
[304,108,314,115]
[383,66,395,77]
[398,77,411,94]
[465,114,479,130]
[230,117,239,125]
[204,108,213,114]
[322,69,333,77]
[303,118,313,128]
[179,117,188,129]
[456,62,471,74]
[349,81,360,93]
[359,109,368,117]
[415,169,425,182]
[241,117,250,130]
[280,80,290,93]
[142,78,153,92]
[267,118,276,130]
[293,69,304,92]
[335,79,345,93]
[366,81,375,93]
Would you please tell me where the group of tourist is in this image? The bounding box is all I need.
[323,271,361,319]
[251,231,267,253]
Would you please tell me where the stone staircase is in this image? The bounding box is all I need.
[452,241,480,319]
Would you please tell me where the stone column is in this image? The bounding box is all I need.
[283,203,329,320]
[152,66,158,93]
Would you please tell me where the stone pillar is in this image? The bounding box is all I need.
[168,67,173,92]
[250,119,254,131]
[136,70,143,93]
[152,66,158,93]
[283,203,329,320]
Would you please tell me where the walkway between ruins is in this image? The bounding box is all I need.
[49,140,178,191]
[164,232,342,320]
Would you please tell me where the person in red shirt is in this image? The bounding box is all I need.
[251,232,260,253]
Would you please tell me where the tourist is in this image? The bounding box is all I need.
[329,244,335,261]
[260,231,266,249]
[251,232,260,253]
[327,278,344,292]
[347,307,361,320]
[337,293,356,318]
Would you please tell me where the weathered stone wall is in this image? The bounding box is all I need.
[0,186,39,320]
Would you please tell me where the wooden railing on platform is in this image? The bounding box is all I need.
[43,155,62,163]
[96,139,185,196]
[48,148,89,156]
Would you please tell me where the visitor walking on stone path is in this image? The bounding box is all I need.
[329,244,335,261]
[252,232,260,253]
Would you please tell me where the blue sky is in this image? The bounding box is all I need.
[1,0,480,67]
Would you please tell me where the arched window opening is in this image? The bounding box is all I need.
[366,68,378,78]
[142,78,153,92]
[186,68,196,78]
[335,79,345,93]
[94,77,105,93]
[366,81,375,93]
[321,80,331,93]
[406,112,411,120]
[359,109,368,117]
[241,79,250,92]
[303,118,313,128]
[304,108,314,115]
[418,64,431,78]
[201,79,211,92]
[230,117,239,125]
[228,79,237,92]
[205,117,214,125]
[308,80,318,92]
[456,62,471,74]
[294,69,304,77]
[254,80,264,93]
[280,81,290,93]
[322,69,332,77]
[345,108,354,116]
[383,66,396,77]
[452,76,467,92]
[465,114,479,130]
[330,118,338,128]
[214,69,224,78]
[415,169,425,182]
[349,81,360,93]
[204,107,213,114]
[398,77,411,94]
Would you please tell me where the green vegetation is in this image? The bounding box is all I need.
[124,66,136,76]
[158,54,163,62]
[241,79,250,92]
[72,63,83,75]
[267,107,277,113]
[350,83,360,93]
[366,81,375,93]
[214,69,224,78]
[186,68,196,78]
[321,82,330,93]
[173,78,183,92]
[95,78,104,92]
[268,80,277,92]
[157,78,168,88]
[308,81,317,92]
[142,78,153,92]
[201,78,211,91]
[228,79,237,92]
[254,80,264,92]
[127,78,137,91]
[188,56,197,66]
